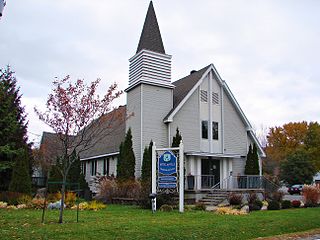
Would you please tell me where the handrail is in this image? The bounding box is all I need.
[211,176,231,190]
[210,175,280,192]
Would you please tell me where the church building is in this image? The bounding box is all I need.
[43,1,265,196]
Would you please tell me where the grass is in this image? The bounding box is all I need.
[1,205,320,239]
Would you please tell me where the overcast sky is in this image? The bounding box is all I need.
[1,0,320,145]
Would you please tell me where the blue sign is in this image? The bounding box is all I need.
[158,151,177,176]
[158,151,177,189]
[159,183,177,189]
[159,176,177,182]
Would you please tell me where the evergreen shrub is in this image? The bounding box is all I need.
[247,192,258,204]
[267,200,280,210]
[249,200,263,211]
[281,200,292,209]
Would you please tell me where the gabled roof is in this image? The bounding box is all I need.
[136,1,165,54]
[164,65,211,121]
[164,63,266,157]
[79,106,126,160]
[172,65,211,109]
[39,131,65,164]
[39,106,126,161]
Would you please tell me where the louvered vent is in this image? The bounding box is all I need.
[200,90,208,102]
[212,92,219,105]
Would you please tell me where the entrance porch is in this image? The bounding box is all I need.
[184,154,234,191]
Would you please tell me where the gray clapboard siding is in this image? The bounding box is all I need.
[223,90,247,156]
[232,158,246,176]
[171,88,200,151]
[142,84,172,149]
[126,85,142,177]
[127,83,173,177]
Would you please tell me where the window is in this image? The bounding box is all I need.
[202,120,208,139]
[82,161,87,176]
[103,158,110,176]
[212,121,218,140]
[200,90,208,102]
[91,160,97,176]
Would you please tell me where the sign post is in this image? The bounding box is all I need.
[151,143,157,211]
[179,141,184,213]
[151,141,184,213]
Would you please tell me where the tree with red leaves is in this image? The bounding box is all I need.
[35,76,123,223]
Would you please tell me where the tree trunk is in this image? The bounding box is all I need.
[58,174,66,224]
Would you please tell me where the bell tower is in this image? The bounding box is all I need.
[126,1,174,177]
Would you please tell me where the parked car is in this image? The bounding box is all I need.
[288,184,303,195]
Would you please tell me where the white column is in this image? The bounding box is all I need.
[219,159,223,189]
[151,143,157,210]
[222,159,228,189]
[179,141,184,213]
[189,156,195,175]
[259,156,262,176]
[196,157,201,190]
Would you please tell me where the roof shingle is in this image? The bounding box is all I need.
[136,1,165,54]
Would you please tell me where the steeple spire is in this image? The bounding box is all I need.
[136,1,165,54]
[127,1,172,90]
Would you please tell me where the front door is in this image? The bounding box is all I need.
[201,158,220,189]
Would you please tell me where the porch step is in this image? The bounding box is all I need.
[199,190,229,206]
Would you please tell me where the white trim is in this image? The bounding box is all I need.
[221,84,225,153]
[248,130,266,157]
[222,81,252,128]
[140,84,144,172]
[165,65,213,122]
[125,79,174,92]
[156,147,180,151]
[80,152,119,161]
[185,151,241,158]
[208,71,213,152]
[129,49,172,62]
[163,63,265,157]
[168,122,171,147]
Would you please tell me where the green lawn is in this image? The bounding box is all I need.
[1,205,320,239]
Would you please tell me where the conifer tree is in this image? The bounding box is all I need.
[9,148,31,194]
[245,144,260,175]
[0,66,31,191]
[172,128,182,147]
[117,128,135,180]
[245,144,253,175]
[141,141,153,183]
[252,143,260,175]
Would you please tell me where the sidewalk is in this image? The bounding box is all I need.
[256,229,320,240]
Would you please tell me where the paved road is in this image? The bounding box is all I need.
[299,235,320,240]
[283,193,303,202]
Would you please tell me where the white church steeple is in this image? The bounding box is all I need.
[127,1,173,91]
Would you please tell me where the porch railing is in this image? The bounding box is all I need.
[31,177,47,187]
[185,175,215,190]
[211,175,279,192]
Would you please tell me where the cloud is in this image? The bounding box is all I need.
[1,0,320,143]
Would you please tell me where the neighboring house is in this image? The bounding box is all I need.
[314,172,320,186]
[40,1,265,195]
